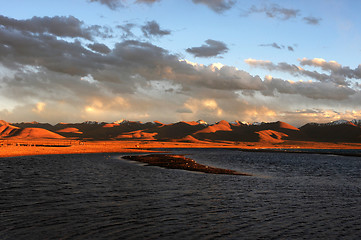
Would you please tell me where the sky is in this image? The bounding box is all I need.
[1,0,361,126]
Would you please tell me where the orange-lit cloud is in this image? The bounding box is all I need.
[32,102,46,113]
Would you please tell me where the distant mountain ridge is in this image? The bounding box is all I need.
[2,119,361,143]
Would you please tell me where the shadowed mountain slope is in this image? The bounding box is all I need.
[0,120,20,138]
[300,121,361,142]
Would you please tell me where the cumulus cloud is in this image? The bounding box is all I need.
[186,39,228,58]
[1,15,360,125]
[0,25,106,76]
[0,15,110,40]
[299,58,361,81]
[192,0,235,13]
[141,20,171,38]
[262,76,355,100]
[245,58,353,86]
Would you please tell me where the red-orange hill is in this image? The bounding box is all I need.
[0,121,64,139]
[3,119,361,143]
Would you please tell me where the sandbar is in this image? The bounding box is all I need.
[123,154,251,175]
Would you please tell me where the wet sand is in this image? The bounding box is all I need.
[123,154,251,175]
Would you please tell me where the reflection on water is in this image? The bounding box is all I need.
[1,149,361,239]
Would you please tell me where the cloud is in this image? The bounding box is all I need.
[261,42,282,49]
[303,17,321,25]
[262,76,355,100]
[300,58,341,71]
[88,0,124,10]
[88,0,234,13]
[1,15,360,126]
[135,0,160,4]
[299,58,361,80]
[87,43,111,54]
[186,39,228,58]
[282,109,361,126]
[0,15,109,40]
[245,58,352,86]
[259,42,294,51]
[192,0,235,13]
[141,21,171,38]
[244,4,322,26]
[247,4,299,20]
[0,24,106,76]
[32,102,46,113]
[116,23,136,38]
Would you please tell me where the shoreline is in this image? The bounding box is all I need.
[1,139,361,158]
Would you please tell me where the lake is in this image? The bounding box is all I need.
[1,148,361,239]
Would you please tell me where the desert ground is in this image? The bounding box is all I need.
[2,139,361,158]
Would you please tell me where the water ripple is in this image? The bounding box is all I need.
[1,151,361,239]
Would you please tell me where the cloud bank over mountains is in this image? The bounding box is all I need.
[0,1,360,126]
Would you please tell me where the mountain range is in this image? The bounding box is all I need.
[1,119,361,143]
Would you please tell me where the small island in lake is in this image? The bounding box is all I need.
[122,154,251,176]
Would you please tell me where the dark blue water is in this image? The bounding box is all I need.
[1,149,361,239]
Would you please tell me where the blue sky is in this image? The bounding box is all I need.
[1,0,361,126]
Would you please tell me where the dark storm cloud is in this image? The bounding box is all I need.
[247,4,299,20]
[0,15,110,40]
[192,0,235,13]
[303,17,322,25]
[186,39,228,58]
[141,21,171,38]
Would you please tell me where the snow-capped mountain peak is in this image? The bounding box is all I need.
[113,119,128,124]
[197,120,208,125]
